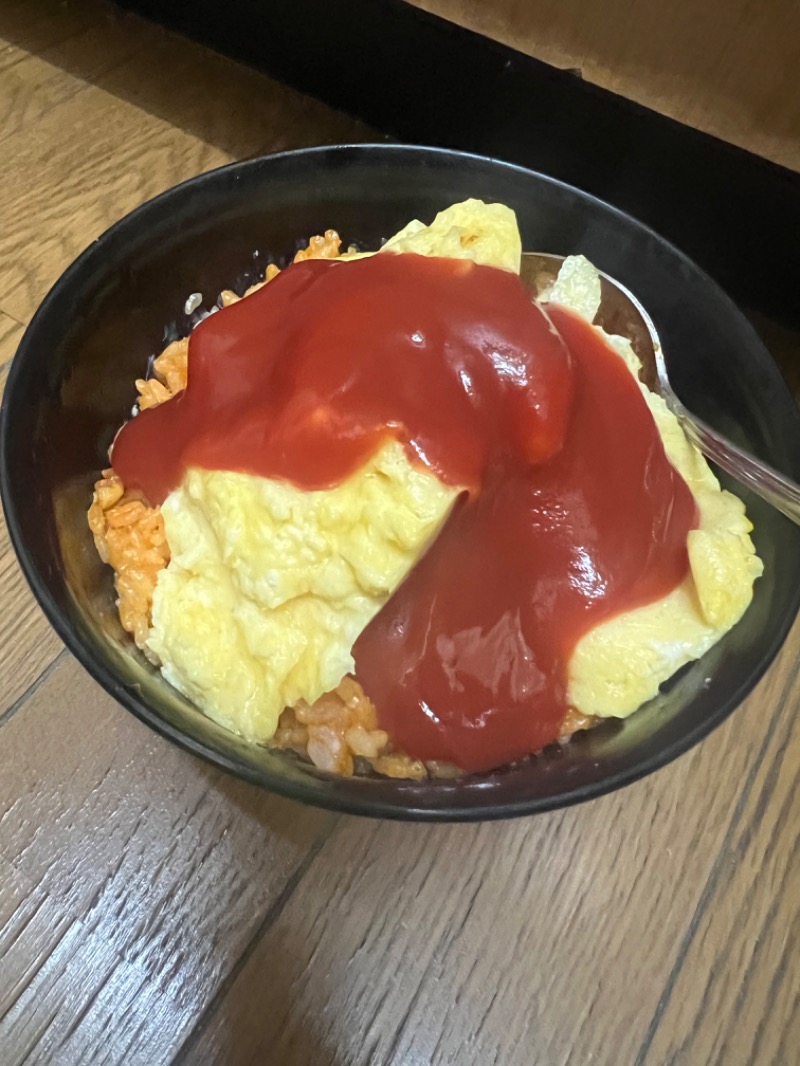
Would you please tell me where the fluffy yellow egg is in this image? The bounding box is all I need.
[147,442,460,741]
[145,199,522,742]
[146,202,763,751]
[377,198,521,273]
[544,256,764,717]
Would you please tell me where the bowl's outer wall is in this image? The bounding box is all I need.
[2,145,800,820]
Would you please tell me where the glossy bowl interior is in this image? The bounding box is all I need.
[2,144,799,820]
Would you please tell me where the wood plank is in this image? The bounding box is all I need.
[637,641,800,1065]
[406,0,800,173]
[0,314,64,719]
[0,3,147,147]
[0,874,75,1026]
[0,655,334,1066]
[1,4,799,1064]
[179,626,800,1066]
[0,0,97,58]
[0,313,23,360]
[0,855,36,943]
[0,5,372,325]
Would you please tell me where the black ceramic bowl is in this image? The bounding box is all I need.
[2,144,799,820]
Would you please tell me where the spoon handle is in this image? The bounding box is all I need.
[675,407,800,525]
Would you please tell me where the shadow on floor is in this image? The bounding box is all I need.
[0,0,377,161]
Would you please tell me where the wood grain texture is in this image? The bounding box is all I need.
[0,311,23,363]
[0,1,372,325]
[0,1,144,147]
[170,621,800,1066]
[640,648,800,1066]
[0,657,333,1066]
[406,0,800,173]
[1,4,799,1065]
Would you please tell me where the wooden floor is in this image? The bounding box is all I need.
[1,3,799,1064]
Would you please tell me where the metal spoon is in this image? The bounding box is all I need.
[521,252,800,526]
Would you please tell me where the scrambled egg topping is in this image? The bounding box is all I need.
[377,198,521,273]
[548,256,764,716]
[147,200,519,741]
[149,443,459,740]
[147,203,762,741]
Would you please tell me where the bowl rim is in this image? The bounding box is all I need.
[2,141,799,821]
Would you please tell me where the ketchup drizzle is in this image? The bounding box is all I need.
[113,253,697,771]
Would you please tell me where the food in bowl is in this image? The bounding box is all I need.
[88,199,763,779]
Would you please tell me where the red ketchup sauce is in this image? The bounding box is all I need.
[113,252,697,773]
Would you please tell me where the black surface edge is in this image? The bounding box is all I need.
[116,0,800,330]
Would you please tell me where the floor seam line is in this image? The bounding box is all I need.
[0,309,26,329]
[0,647,69,730]
[169,813,340,1063]
[633,654,800,1065]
